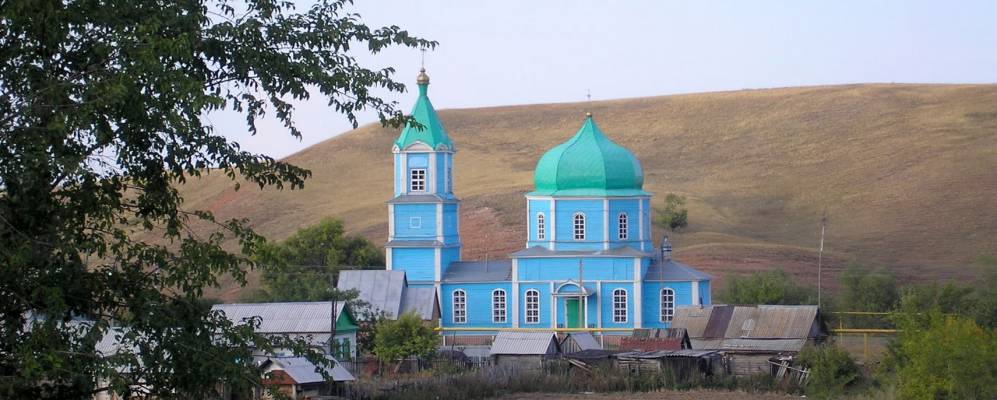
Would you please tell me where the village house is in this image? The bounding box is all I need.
[336,269,439,322]
[212,301,360,361]
[488,331,560,371]
[257,356,354,400]
[670,304,827,376]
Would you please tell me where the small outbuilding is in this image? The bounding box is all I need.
[614,349,723,379]
[259,356,354,399]
[619,328,691,351]
[489,331,560,371]
[560,332,602,354]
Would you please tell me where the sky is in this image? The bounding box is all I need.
[211,0,997,159]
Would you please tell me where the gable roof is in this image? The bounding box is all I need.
[211,301,350,334]
[443,260,513,282]
[561,332,602,353]
[489,332,560,356]
[670,305,824,353]
[645,259,713,281]
[337,270,439,320]
[262,356,354,383]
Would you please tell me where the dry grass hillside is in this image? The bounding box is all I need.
[177,84,997,302]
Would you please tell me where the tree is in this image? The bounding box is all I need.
[837,265,898,312]
[654,193,689,231]
[892,311,995,399]
[0,0,433,398]
[720,269,817,305]
[373,312,437,365]
[255,218,383,302]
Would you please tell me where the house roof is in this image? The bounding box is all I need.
[645,259,713,281]
[509,245,652,258]
[211,301,350,334]
[620,328,691,351]
[489,332,560,356]
[443,260,513,282]
[671,305,823,353]
[337,270,439,319]
[562,332,602,351]
[262,356,354,383]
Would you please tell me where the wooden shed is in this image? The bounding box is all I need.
[489,332,560,372]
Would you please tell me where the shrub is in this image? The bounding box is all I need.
[893,311,996,399]
[373,312,437,364]
[796,345,860,399]
[720,269,817,305]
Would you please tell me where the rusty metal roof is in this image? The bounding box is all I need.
[671,306,715,338]
[672,305,822,353]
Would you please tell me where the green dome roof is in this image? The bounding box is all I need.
[529,115,647,197]
[394,69,454,151]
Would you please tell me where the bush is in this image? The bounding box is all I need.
[720,269,817,305]
[796,345,860,399]
[892,311,996,399]
[373,312,438,364]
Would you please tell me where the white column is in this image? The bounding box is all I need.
[638,198,645,251]
[434,247,441,282]
[388,204,395,240]
[511,259,520,327]
[692,280,701,305]
[549,198,556,250]
[583,296,589,328]
[428,152,437,194]
[385,248,393,270]
[596,281,603,329]
[436,203,443,241]
[633,258,643,328]
[603,199,610,250]
[444,152,450,193]
[550,282,556,329]
[399,154,408,194]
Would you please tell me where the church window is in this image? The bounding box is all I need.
[573,213,586,240]
[618,213,629,240]
[613,289,628,323]
[661,288,675,322]
[452,290,467,324]
[525,289,540,324]
[410,168,426,192]
[537,213,546,240]
[492,289,507,323]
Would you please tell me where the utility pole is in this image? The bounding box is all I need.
[817,211,827,309]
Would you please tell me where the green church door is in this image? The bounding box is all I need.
[565,298,583,329]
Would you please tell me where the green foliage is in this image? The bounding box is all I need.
[0,0,431,397]
[898,263,996,329]
[796,345,860,399]
[654,193,689,231]
[255,218,383,302]
[892,311,996,400]
[720,269,817,305]
[837,265,898,312]
[373,312,437,363]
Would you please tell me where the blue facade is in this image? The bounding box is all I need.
[383,70,711,333]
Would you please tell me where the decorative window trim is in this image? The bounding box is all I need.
[410,168,426,192]
[452,289,467,324]
[572,212,586,240]
[525,289,540,324]
[612,289,628,323]
[492,289,507,323]
[537,213,546,240]
[618,212,629,240]
[409,217,422,229]
[660,287,675,322]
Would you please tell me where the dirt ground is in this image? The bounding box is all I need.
[496,390,797,400]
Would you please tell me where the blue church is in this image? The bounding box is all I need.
[383,68,712,334]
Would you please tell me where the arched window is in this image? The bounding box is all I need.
[661,288,675,322]
[525,289,540,324]
[613,289,628,323]
[492,289,507,323]
[452,290,467,324]
[537,213,546,240]
[618,213,629,240]
[572,212,586,240]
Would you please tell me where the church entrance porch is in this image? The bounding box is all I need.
[565,298,584,328]
[553,280,591,329]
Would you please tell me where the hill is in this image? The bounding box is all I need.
[177,84,997,302]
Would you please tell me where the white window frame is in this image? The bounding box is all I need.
[492,289,507,323]
[536,213,546,240]
[409,217,421,229]
[572,212,586,240]
[524,289,540,324]
[660,288,675,322]
[409,168,426,192]
[618,212,629,240]
[613,289,628,323]
[452,289,467,324]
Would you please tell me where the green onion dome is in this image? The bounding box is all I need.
[530,114,647,197]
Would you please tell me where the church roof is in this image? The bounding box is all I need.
[530,115,647,197]
[443,260,513,282]
[645,259,713,281]
[393,69,453,152]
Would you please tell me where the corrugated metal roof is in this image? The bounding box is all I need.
[337,270,406,317]
[671,306,715,338]
[265,356,354,383]
[489,331,559,355]
[703,305,734,339]
[718,338,807,353]
[645,259,713,281]
[509,246,652,258]
[211,302,346,333]
[443,260,512,282]
[562,332,602,352]
[400,287,438,320]
[723,305,818,339]
[673,304,821,353]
